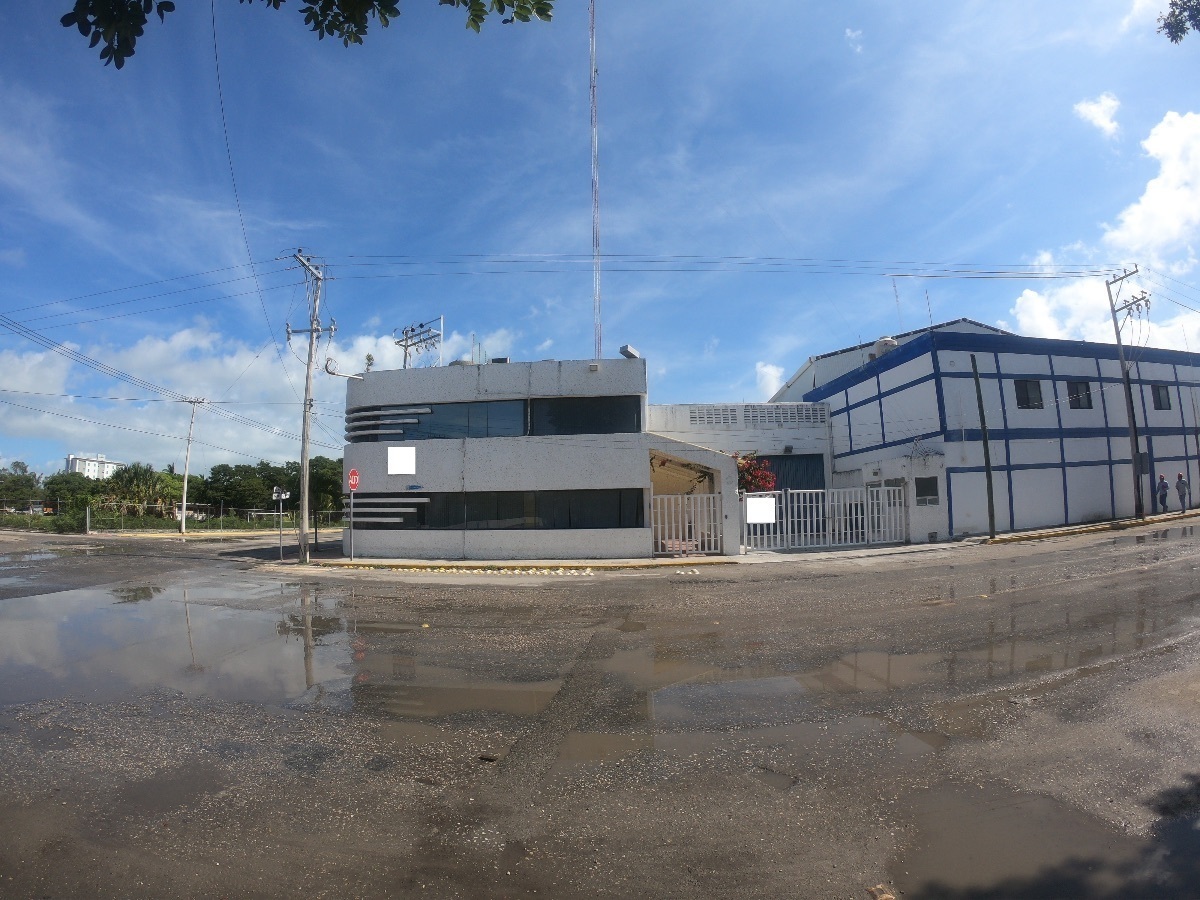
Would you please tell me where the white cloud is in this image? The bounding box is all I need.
[0,247,25,267]
[755,361,784,399]
[1103,111,1200,270]
[845,28,864,53]
[1120,0,1159,31]
[1073,92,1121,138]
[1011,110,1200,343]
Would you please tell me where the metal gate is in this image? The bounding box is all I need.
[651,493,724,556]
[742,486,906,551]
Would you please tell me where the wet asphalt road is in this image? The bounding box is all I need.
[1,526,1200,898]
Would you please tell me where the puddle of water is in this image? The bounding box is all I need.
[891,782,1200,898]
[0,581,348,708]
[554,675,947,776]
[0,551,63,568]
[798,605,1188,695]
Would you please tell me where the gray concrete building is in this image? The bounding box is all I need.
[341,358,742,560]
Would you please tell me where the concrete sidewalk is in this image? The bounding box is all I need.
[985,507,1200,544]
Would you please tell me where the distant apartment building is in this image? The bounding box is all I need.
[66,454,124,480]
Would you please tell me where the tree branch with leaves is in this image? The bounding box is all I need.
[61,0,554,69]
[1159,0,1200,41]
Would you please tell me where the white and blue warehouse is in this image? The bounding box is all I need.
[773,319,1200,541]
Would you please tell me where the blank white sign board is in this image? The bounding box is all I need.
[745,496,777,524]
[387,446,416,476]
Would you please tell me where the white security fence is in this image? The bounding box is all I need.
[651,493,724,556]
[742,486,906,551]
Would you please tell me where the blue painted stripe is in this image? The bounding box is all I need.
[802,330,1200,403]
[1048,356,1069,522]
[1096,356,1116,519]
[995,351,1015,530]
[831,429,946,460]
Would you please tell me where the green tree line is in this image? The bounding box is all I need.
[0,457,343,516]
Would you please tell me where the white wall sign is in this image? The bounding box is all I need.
[745,496,777,524]
[387,446,416,476]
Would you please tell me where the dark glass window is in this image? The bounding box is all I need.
[347,396,643,442]
[535,491,572,529]
[1153,384,1172,411]
[530,396,641,436]
[484,400,526,437]
[567,489,621,529]
[1067,381,1092,410]
[1014,379,1043,409]
[915,477,939,506]
[424,493,465,529]
[350,489,644,530]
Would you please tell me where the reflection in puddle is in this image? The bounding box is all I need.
[0,580,347,708]
[800,603,1189,694]
[0,551,63,567]
[555,674,947,776]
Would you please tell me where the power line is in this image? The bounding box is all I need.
[209,0,301,407]
[0,312,318,445]
[0,397,271,459]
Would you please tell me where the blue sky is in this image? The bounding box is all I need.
[1,0,1199,476]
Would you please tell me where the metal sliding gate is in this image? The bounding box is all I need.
[742,486,905,551]
[651,493,724,556]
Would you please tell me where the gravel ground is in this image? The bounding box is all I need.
[1,526,1199,898]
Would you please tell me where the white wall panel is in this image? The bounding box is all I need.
[1065,464,1113,524]
[1007,439,1063,467]
[1050,356,1099,377]
[997,353,1051,376]
[848,401,884,450]
[949,471,992,536]
[1011,467,1066,530]
[1109,463,1138,517]
[830,414,853,457]
[878,355,935,393]
[938,350,995,376]
[847,379,878,406]
[1063,436,1110,464]
[882,381,941,441]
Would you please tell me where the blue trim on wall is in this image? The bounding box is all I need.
[876,373,886,446]
[996,351,1015,531]
[1048,356,1069,523]
[932,350,948,434]
[1096,356,1116,519]
[803,333,936,402]
[844,389,853,454]
[802,329,1200,404]
[832,429,945,460]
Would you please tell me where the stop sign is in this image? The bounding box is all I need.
[347,469,360,491]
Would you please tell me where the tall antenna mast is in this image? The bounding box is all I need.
[590,0,602,359]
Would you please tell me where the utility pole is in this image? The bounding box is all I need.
[179,398,203,534]
[289,250,335,564]
[393,318,442,368]
[1106,266,1148,519]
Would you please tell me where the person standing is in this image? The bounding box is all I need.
[1177,473,1190,511]
[1157,474,1170,513]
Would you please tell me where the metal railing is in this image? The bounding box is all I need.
[651,493,724,556]
[742,486,906,551]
